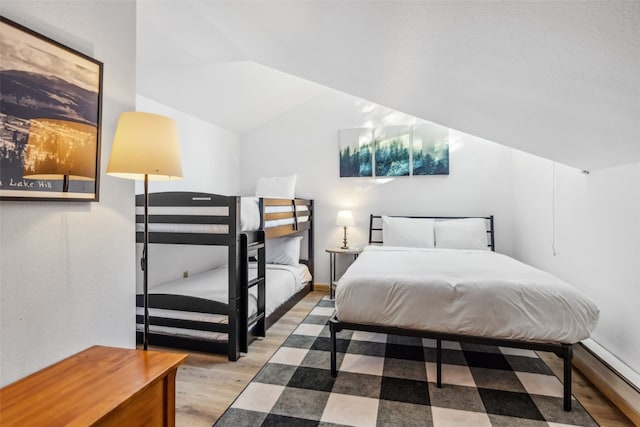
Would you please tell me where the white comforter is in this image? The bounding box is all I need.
[335,246,599,344]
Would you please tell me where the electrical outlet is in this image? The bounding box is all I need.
[183,271,189,278]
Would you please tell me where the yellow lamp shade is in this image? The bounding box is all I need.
[107,112,182,181]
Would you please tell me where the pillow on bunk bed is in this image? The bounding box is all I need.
[266,236,303,265]
[256,174,297,199]
[382,216,435,248]
[240,196,261,231]
[434,218,489,250]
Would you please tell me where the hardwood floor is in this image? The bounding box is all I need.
[539,352,635,426]
[147,291,633,427]
[147,291,324,427]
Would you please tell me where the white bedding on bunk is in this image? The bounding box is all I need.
[137,196,309,234]
[139,263,311,330]
[335,246,599,344]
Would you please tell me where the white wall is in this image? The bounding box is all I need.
[135,96,241,288]
[0,1,137,386]
[239,91,514,283]
[511,151,640,384]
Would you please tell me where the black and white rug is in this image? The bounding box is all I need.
[215,297,598,426]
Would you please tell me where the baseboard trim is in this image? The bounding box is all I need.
[314,283,330,292]
[573,343,640,425]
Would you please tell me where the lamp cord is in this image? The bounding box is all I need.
[552,162,557,256]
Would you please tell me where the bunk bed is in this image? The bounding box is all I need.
[135,191,314,361]
[330,215,599,411]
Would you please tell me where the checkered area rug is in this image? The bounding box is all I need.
[215,297,598,426]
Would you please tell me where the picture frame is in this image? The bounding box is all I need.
[0,16,103,201]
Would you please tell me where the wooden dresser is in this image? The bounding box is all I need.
[0,345,187,426]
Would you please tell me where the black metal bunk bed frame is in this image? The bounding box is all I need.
[330,215,575,411]
[135,192,314,361]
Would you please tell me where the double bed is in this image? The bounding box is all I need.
[136,191,314,360]
[330,215,599,411]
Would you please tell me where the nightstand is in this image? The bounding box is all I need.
[326,247,363,299]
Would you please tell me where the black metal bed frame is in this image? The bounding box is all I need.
[135,192,314,361]
[330,214,575,411]
[369,214,495,251]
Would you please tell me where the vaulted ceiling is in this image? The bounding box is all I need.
[137,1,640,171]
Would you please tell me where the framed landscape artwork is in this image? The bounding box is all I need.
[0,17,103,201]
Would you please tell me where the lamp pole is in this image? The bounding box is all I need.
[142,174,149,350]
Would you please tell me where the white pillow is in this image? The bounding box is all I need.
[266,236,303,265]
[382,216,435,248]
[240,196,260,231]
[434,218,489,250]
[255,174,297,199]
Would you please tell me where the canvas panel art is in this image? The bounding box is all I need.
[412,123,449,175]
[375,125,411,177]
[0,17,103,201]
[339,128,373,177]
[338,123,450,177]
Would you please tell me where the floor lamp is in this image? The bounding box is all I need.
[106,112,182,350]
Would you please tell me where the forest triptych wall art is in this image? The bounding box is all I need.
[338,123,449,178]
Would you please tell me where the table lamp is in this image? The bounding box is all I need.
[336,210,355,249]
[106,112,182,350]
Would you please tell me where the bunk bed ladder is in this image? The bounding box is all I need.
[246,233,266,340]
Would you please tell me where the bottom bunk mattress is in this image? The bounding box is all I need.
[137,263,312,341]
[335,246,599,344]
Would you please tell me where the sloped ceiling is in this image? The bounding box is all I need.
[137,1,640,171]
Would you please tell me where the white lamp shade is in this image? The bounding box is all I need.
[107,112,182,181]
[336,210,355,227]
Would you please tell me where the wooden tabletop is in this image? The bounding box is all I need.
[0,345,187,426]
[325,247,363,254]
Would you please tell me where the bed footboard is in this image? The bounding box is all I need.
[329,316,574,411]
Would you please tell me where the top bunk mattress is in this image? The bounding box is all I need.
[137,196,309,234]
[335,246,599,344]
